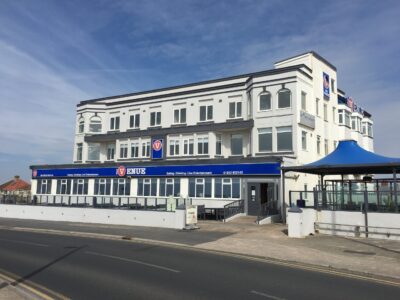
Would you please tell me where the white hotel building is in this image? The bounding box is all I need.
[31,51,374,217]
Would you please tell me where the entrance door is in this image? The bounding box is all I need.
[247,184,260,216]
[247,183,276,216]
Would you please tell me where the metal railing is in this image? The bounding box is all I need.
[315,222,400,238]
[1,194,192,212]
[223,200,244,220]
[257,201,279,222]
[289,189,399,213]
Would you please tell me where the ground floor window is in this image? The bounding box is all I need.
[72,179,88,195]
[56,179,71,195]
[112,178,131,196]
[189,178,212,198]
[36,179,52,194]
[94,179,111,195]
[214,178,240,198]
[137,178,157,196]
[159,178,180,197]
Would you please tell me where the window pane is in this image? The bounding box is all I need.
[200,106,206,121]
[236,102,242,117]
[150,113,155,126]
[232,178,240,198]
[174,110,179,123]
[259,94,271,110]
[278,90,291,108]
[189,178,195,197]
[181,109,186,123]
[205,178,212,197]
[231,134,243,155]
[229,102,235,118]
[215,178,222,198]
[156,112,161,125]
[277,127,292,151]
[207,106,213,120]
[151,179,157,196]
[223,184,231,198]
[258,128,272,152]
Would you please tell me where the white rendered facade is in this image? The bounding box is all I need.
[31,51,374,214]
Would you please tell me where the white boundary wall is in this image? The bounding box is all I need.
[0,204,186,230]
[288,208,400,240]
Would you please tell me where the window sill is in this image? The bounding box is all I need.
[255,152,273,156]
[148,126,162,130]
[228,155,244,158]
[107,130,120,134]
[227,117,243,122]
[171,123,187,128]
[127,128,140,132]
[86,160,101,163]
[197,121,214,125]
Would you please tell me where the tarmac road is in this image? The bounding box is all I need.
[0,229,398,300]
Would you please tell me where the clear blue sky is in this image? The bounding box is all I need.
[0,0,399,182]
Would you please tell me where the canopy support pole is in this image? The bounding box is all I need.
[321,174,326,208]
[341,174,345,209]
[394,169,398,213]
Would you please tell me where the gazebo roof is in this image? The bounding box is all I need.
[282,140,400,175]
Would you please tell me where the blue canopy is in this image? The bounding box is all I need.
[282,140,400,175]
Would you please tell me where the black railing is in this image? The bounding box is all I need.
[1,194,192,212]
[223,200,244,221]
[289,189,399,213]
[257,201,279,222]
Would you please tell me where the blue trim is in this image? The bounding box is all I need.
[33,162,281,178]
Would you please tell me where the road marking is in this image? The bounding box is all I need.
[0,268,68,300]
[2,226,399,287]
[0,237,49,247]
[250,290,286,300]
[85,251,181,273]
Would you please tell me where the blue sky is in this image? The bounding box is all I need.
[0,0,399,182]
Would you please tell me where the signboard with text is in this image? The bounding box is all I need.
[31,162,281,178]
[323,72,330,99]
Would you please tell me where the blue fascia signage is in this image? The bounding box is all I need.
[151,138,163,159]
[32,162,281,178]
[323,72,330,99]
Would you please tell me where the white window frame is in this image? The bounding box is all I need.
[88,143,100,161]
[183,137,194,156]
[258,128,272,152]
[276,126,293,152]
[228,101,242,119]
[216,134,222,155]
[76,143,83,161]
[169,138,180,156]
[129,113,140,129]
[259,92,272,111]
[197,136,209,155]
[150,111,161,127]
[107,144,115,160]
[131,141,139,158]
[301,131,307,151]
[301,91,307,111]
[119,143,128,159]
[89,116,102,133]
[199,105,213,121]
[174,108,186,124]
[277,89,291,109]
[110,116,120,131]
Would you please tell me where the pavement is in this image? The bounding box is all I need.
[0,216,399,283]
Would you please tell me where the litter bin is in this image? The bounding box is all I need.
[287,206,303,238]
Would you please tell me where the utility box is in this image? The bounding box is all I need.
[288,207,303,238]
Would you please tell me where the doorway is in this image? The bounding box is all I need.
[247,182,275,216]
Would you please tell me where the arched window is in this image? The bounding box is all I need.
[259,92,271,111]
[277,89,291,109]
[89,116,102,133]
[78,118,84,133]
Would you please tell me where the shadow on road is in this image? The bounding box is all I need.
[0,245,86,290]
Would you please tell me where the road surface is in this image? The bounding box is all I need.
[0,229,398,299]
